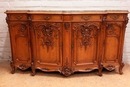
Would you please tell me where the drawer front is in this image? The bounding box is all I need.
[72,15,102,22]
[8,14,28,21]
[106,14,125,21]
[31,15,62,21]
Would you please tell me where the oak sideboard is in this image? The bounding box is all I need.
[5,10,129,76]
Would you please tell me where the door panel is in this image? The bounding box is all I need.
[33,22,62,66]
[105,37,118,61]
[73,36,97,64]
[9,22,31,63]
[103,22,123,62]
[72,22,100,66]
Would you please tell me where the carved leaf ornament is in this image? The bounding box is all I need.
[34,23,60,52]
[14,15,23,20]
[106,23,121,36]
[73,23,99,50]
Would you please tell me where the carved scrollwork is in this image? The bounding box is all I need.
[125,17,129,29]
[18,64,29,70]
[81,15,91,20]
[110,15,120,20]
[13,24,28,40]
[18,24,27,32]
[14,15,23,20]
[34,23,60,52]
[62,66,72,76]
[106,23,121,37]
[6,17,9,24]
[105,65,115,71]
[73,22,99,50]
[126,17,129,24]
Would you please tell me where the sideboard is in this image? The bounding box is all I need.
[5,10,129,76]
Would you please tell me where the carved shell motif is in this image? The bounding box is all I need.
[105,65,115,71]
[18,64,29,70]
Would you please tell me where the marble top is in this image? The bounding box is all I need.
[5,10,129,14]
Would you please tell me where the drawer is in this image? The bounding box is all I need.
[8,14,28,21]
[106,14,125,21]
[72,15,102,22]
[31,15,62,21]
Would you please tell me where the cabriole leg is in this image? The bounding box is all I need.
[31,63,36,76]
[119,63,124,75]
[10,61,15,74]
[98,63,103,76]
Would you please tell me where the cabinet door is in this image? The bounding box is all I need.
[72,22,100,71]
[103,22,123,70]
[33,22,62,71]
[9,22,31,69]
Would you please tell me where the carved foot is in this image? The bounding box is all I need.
[119,63,124,75]
[105,65,115,71]
[10,61,15,74]
[62,66,73,76]
[98,71,102,76]
[98,64,103,76]
[11,67,15,74]
[31,70,36,76]
[31,63,36,76]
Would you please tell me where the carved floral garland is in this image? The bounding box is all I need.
[34,23,60,52]
[73,22,99,50]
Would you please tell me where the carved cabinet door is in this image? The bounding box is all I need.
[9,22,31,70]
[71,22,101,71]
[103,21,124,71]
[32,22,62,71]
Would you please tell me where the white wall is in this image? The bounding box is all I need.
[0,0,130,64]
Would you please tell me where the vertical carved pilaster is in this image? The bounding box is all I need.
[64,22,70,32]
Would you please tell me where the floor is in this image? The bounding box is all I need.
[0,60,130,87]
